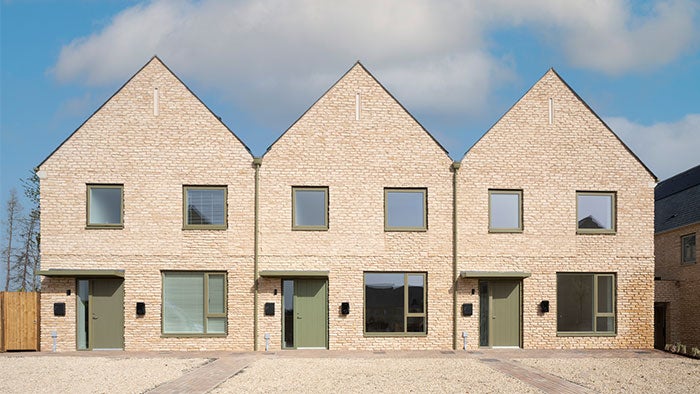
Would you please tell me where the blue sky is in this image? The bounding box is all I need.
[1,0,699,216]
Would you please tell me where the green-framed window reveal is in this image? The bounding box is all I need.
[557,273,616,335]
[682,233,696,264]
[162,271,227,336]
[488,189,523,232]
[86,184,123,228]
[183,186,227,229]
[576,191,616,234]
[364,272,426,335]
[384,188,427,231]
[292,186,329,230]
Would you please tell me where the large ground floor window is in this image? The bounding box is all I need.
[557,273,615,335]
[162,271,227,336]
[364,272,426,335]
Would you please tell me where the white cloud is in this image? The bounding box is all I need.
[51,0,698,122]
[607,114,700,180]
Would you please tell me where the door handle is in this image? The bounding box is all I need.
[492,316,496,319]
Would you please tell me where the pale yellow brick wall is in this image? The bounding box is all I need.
[38,60,656,353]
[38,58,255,352]
[258,64,454,350]
[456,70,656,349]
[655,222,700,348]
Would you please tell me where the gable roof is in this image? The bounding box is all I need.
[37,55,252,170]
[264,61,449,157]
[655,164,700,233]
[462,68,657,182]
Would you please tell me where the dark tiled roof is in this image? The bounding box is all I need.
[655,164,700,233]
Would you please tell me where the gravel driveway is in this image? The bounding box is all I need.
[0,356,208,394]
[212,357,539,393]
[1,351,698,393]
[518,357,700,393]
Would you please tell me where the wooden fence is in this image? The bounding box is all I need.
[0,292,40,351]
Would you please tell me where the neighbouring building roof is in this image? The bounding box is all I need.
[655,164,700,233]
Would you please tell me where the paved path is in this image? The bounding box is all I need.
[148,355,255,394]
[478,357,593,393]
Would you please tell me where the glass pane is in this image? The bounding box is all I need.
[207,317,226,334]
[577,194,613,230]
[407,317,425,333]
[596,317,614,332]
[407,275,424,313]
[365,273,405,332]
[163,273,204,334]
[283,280,294,348]
[77,280,89,350]
[597,276,613,314]
[294,189,327,227]
[490,192,520,229]
[557,274,594,332]
[187,189,225,225]
[386,191,425,229]
[683,235,696,262]
[479,281,489,346]
[208,275,225,314]
[89,187,121,225]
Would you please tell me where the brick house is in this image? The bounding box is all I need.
[654,164,700,349]
[37,57,656,351]
[37,57,256,351]
[455,69,656,349]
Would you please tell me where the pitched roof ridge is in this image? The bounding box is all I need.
[462,68,657,182]
[264,61,450,158]
[37,55,252,169]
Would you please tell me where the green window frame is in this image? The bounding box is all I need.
[384,188,427,231]
[291,186,329,230]
[576,191,616,234]
[161,271,227,337]
[86,184,124,228]
[681,233,696,264]
[557,273,616,336]
[183,186,228,230]
[364,272,427,336]
[488,189,523,233]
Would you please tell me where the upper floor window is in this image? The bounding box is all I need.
[86,184,123,228]
[183,186,227,229]
[292,187,328,230]
[384,188,427,231]
[576,192,616,234]
[489,189,523,232]
[682,233,696,264]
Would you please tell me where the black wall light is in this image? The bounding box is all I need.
[340,302,350,315]
[136,302,146,316]
[540,300,550,313]
[462,303,473,316]
[264,302,275,316]
[53,302,66,316]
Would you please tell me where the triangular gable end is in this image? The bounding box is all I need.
[264,61,450,158]
[462,68,657,182]
[38,56,252,170]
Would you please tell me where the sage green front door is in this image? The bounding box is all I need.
[479,280,521,347]
[283,279,328,349]
[90,278,124,349]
